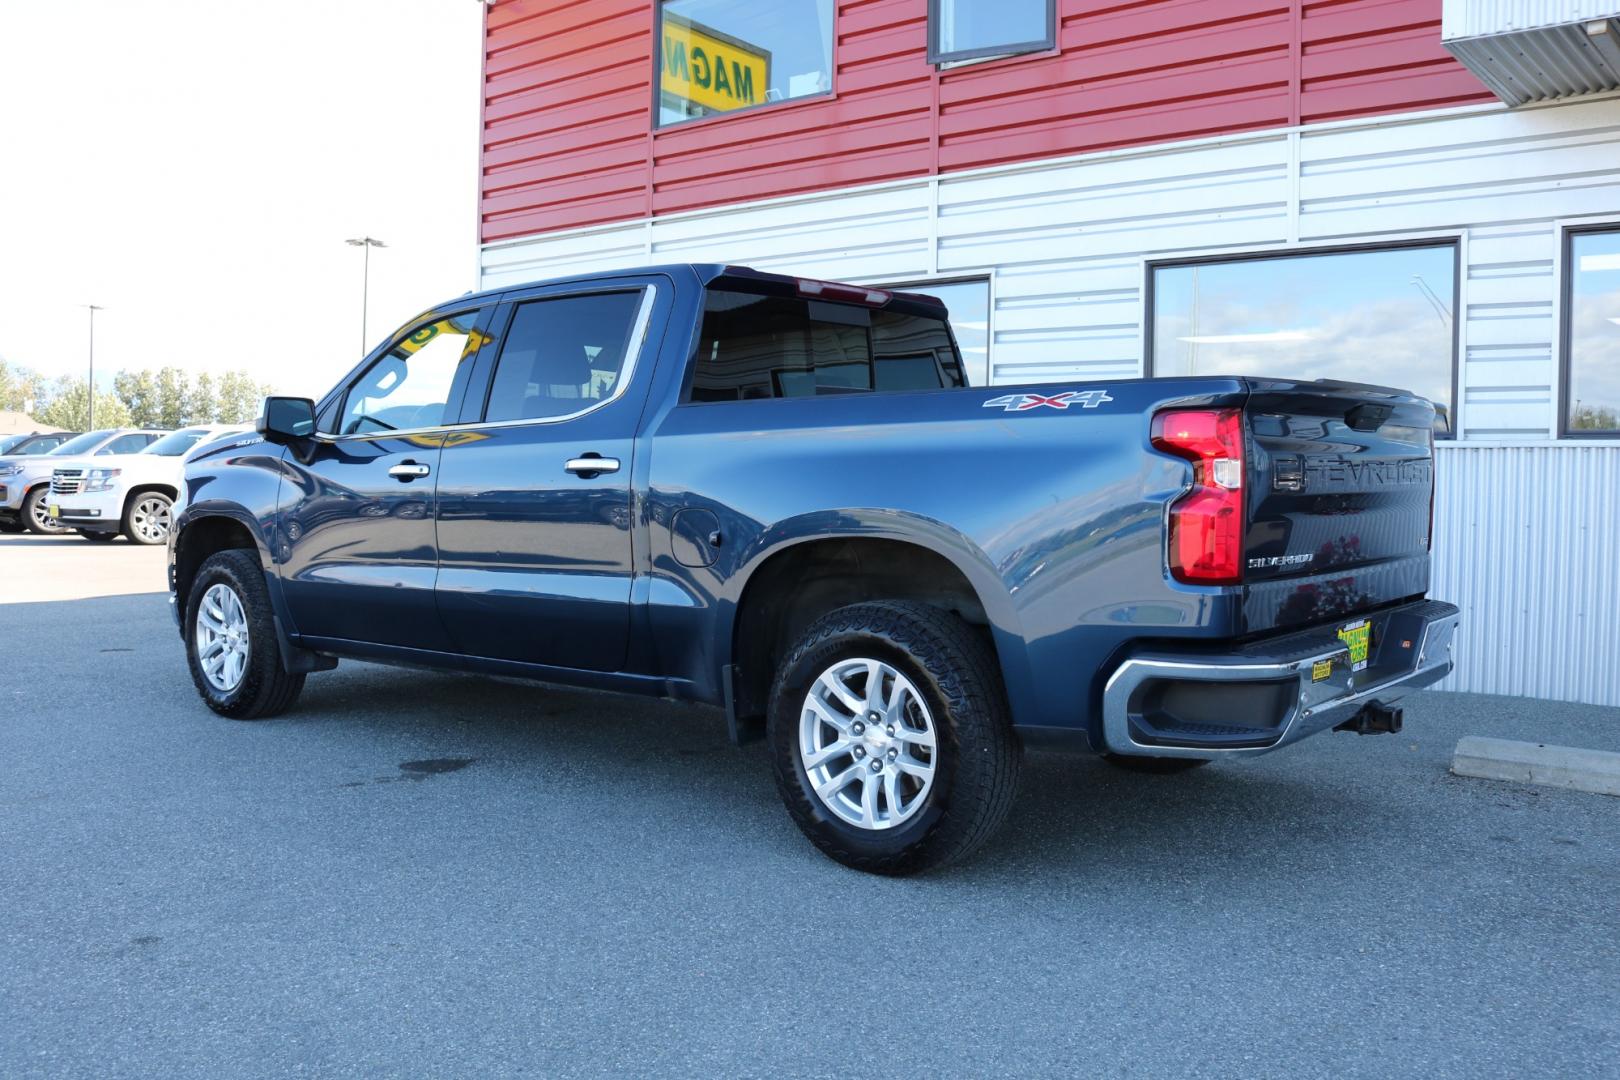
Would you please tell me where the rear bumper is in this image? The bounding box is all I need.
[1101,599,1461,760]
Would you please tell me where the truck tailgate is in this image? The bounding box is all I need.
[1241,378,1436,635]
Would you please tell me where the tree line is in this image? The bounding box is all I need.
[0,358,274,432]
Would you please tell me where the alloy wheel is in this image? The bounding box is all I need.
[131,496,171,543]
[798,657,937,831]
[195,583,251,692]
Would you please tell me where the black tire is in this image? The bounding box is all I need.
[23,487,66,534]
[768,600,1021,875]
[184,549,305,719]
[1102,753,1210,774]
[77,530,116,542]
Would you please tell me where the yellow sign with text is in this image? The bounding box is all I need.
[660,15,769,114]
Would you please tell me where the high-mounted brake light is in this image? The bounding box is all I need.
[1151,408,1245,585]
[796,278,892,307]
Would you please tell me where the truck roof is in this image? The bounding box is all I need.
[444,264,951,319]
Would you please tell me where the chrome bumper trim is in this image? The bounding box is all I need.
[1101,603,1461,760]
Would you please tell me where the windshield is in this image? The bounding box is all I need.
[142,428,208,456]
[49,430,115,456]
[0,435,23,453]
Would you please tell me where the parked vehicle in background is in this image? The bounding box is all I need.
[48,425,248,544]
[0,432,80,456]
[168,264,1458,874]
[0,429,167,534]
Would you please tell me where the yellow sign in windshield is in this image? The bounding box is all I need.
[661,14,769,115]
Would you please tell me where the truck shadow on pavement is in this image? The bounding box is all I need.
[276,660,1392,882]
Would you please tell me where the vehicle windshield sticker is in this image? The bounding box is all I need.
[983,390,1114,412]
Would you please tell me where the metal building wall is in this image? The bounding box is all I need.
[1432,444,1619,706]
[480,94,1620,706]
[480,0,1490,240]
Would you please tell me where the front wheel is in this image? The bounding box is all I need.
[23,487,66,534]
[184,549,305,719]
[123,492,173,545]
[768,601,1021,875]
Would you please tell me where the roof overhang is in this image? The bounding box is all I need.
[1442,2,1620,105]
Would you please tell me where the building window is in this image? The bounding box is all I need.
[657,1,834,127]
[1150,243,1458,435]
[1564,227,1620,436]
[879,278,991,385]
[929,0,1055,65]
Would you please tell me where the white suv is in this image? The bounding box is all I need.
[48,425,247,544]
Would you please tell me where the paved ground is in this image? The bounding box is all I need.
[1,533,1617,1077]
[0,531,166,602]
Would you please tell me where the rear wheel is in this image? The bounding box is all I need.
[184,549,305,719]
[768,600,1020,875]
[1103,753,1210,774]
[23,487,66,535]
[123,492,173,545]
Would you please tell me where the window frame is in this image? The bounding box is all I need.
[1143,238,1463,440]
[324,305,495,441]
[1559,222,1620,440]
[473,285,658,427]
[652,1,838,131]
[927,0,1056,66]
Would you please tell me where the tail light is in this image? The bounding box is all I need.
[1151,408,1245,585]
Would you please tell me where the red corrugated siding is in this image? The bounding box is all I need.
[480,0,1494,242]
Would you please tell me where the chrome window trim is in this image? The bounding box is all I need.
[313,285,658,444]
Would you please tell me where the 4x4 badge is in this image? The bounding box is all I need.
[983,390,1114,412]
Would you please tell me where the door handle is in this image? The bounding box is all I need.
[565,455,620,477]
[388,462,432,481]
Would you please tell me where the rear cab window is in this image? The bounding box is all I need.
[687,284,966,402]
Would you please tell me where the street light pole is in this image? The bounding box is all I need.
[345,237,387,354]
[84,304,104,430]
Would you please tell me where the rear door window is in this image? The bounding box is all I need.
[689,290,965,402]
[483,291,647,422]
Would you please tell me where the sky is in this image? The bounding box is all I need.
[0,0,484,399]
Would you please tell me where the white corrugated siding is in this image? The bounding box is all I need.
[1442,0,1619,39]
[480,94,1620,707]
[1433,444,1619,706]
[483,93,1620,441]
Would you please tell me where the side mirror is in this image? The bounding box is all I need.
[257,396,317,445]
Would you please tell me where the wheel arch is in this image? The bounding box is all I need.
[171,511,272,627]
[724,515,1033,734]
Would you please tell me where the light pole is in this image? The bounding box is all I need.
[84,304,104,429]
[345,237,387,354]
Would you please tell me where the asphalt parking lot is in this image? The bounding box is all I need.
[2,533,1617,1078]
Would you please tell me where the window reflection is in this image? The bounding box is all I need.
[1152,245,1457,434]
[658,0,834,126]
[886,279,990,386]
[1567,228,1620,434]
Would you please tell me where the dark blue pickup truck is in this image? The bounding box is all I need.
[169,264,1460,873]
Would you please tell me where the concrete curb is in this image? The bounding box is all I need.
[1452,736,1620,797]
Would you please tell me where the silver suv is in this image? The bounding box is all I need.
[0,429,167,534]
